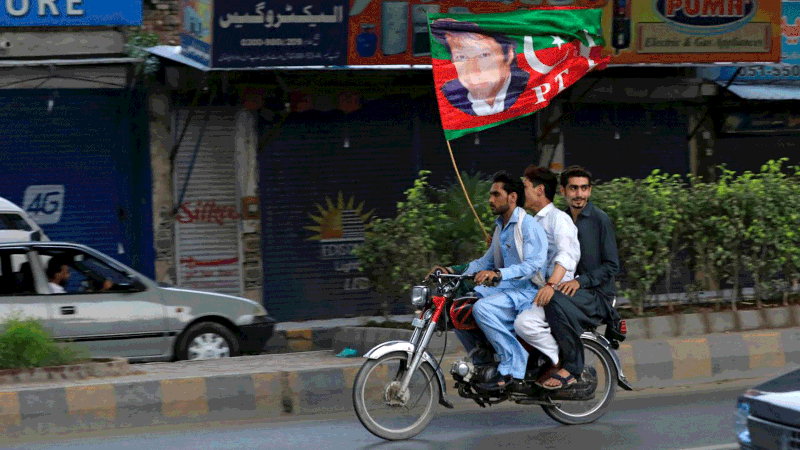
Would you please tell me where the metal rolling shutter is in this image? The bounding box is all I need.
[260,99,415,321]
[173,109,243,296]
[562,104,689,182]
[0,90,127,260]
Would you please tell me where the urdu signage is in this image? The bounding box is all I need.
[0,0,142,26]
[180,0,348,68]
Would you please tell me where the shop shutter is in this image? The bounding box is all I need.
[0,90,132,263]
[712,134,800,174]
[562,104,689,181]
[173,108,243,296]
[259,98,417,321]
[259,94,544,321]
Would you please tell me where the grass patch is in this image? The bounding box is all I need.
[0,315,91,369]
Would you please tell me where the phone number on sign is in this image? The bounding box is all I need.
[740,65,800,77]
[240,38,304,47]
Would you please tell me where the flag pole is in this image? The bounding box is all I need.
[446,139,490,242]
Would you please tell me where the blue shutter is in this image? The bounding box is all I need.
[0,90,131,263]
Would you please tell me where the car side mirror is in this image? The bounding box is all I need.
[117,277,145,293]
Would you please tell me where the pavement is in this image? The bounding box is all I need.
[0,305,798,437]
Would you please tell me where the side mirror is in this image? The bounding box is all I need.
[116,277,145,293]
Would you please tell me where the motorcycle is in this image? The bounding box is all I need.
[352,271,634,441]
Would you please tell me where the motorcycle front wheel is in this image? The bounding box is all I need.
[352,351,440,441]
[541,339,617,425]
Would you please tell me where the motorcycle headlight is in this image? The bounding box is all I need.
[411,286,429,307]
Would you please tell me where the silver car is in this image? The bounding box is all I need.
[0,242,275,361]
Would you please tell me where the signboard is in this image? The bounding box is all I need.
[347,0,781,65]
[0,0,142,26]
[698,1,800,82]
[181,0,347,68]
[604,0,782,63]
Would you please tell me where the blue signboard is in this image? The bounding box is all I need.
[211,0,347,67]
[699,1,800,81]
[0,0,142,26]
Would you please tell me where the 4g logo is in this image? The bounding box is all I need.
[23,185,65,225]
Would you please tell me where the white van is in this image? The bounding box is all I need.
[0,196,49,243]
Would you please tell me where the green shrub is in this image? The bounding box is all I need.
[592,172,679,315]
[354,170,493,314]
[0,315,90,369]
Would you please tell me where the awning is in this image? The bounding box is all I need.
[719,83,800,100]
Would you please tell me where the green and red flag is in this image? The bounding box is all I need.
[428,9,610,140]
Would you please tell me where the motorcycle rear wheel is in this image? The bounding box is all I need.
[541,339,617,425]
[352,351,440,441]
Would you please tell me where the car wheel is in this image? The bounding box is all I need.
[177,322,241,360]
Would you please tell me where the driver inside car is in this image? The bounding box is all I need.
[429,171,547,391]
[45,253,114,294]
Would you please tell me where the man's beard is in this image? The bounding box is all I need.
[491,203,510,216]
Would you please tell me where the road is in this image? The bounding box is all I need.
[0,377,756,450]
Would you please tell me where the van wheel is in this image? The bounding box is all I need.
[176,322,240,360]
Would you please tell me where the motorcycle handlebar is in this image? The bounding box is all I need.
[427,271,500,288]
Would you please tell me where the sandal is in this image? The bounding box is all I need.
[540,372,577,391]
[535,363,561,387]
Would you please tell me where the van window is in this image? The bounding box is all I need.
[0,213,33,231]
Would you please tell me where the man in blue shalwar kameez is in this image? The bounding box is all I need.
[432,171,547,391]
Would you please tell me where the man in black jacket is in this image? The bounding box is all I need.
[538,165,626,390]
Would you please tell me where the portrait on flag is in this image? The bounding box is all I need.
[428,9,612,140]
[430,20,529,117]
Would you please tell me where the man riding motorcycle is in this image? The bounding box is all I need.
[429,171,547,391]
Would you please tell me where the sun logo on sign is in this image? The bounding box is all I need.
[305,192,374,241]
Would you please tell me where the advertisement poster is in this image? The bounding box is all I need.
[603,0,782,63]
[348,0,782,65]
[181,0,214,66]
[698,1,800,81]
[181,0,348,67]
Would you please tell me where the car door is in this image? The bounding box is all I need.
[34,246,170,358]
[0,247,53,332]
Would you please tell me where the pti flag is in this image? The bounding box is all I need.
[428,9,610,140]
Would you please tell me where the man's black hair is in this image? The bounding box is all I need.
[493,170,525,208]
[560,165,594,188]
[46,255,70,280]
[430,19,518,62]
[523,165,558,201]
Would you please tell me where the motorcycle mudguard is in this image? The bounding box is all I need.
[581,332,634,391]
[363,341,454,409]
